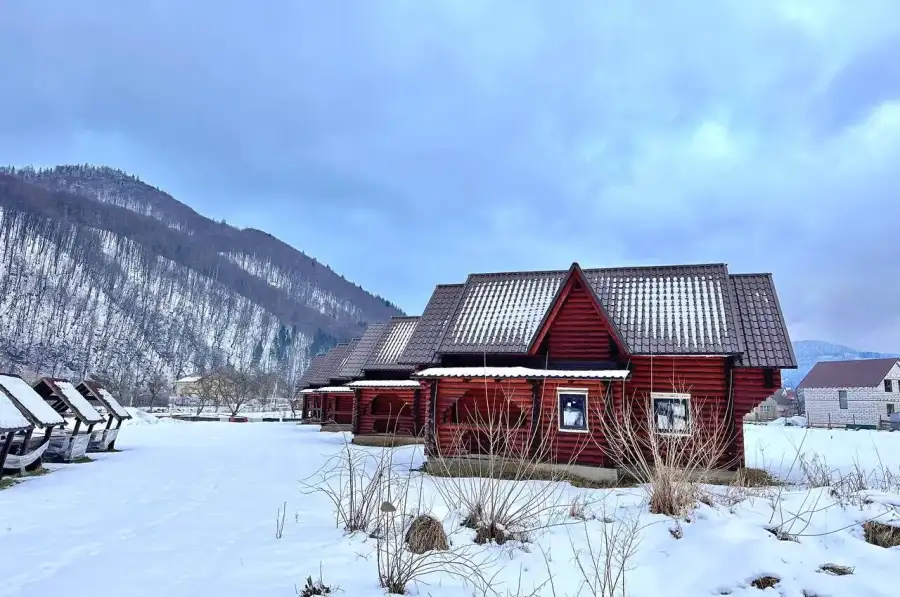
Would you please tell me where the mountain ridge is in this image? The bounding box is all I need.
[0,165,403,399]
[785,340,900,388]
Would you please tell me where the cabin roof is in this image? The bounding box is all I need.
[797,358,899,390]
[79,380,132,420]
[329,337,361,382]
[729,274,797,368]
[309,343,351,387]
[34,377,105,424]
[338,322,389,379]
[397,284,465,366]
[432,262,795,368]
[364,316,419,372]
[297,354,328,390]
[0,376,33,431]
[0,373,66,428]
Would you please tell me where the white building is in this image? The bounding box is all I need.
[798,358,900,428]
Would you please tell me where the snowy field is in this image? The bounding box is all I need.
[1,417,899,597]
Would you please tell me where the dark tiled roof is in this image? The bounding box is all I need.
[339,322,389,379]
[297,354,327,389]
[730,274,796,368]
[310,343,350,387]
[329,337,361,382]
[433,262,795,368]
[398,284,465,365]
[364,316,419,371]
[797,358,899,390]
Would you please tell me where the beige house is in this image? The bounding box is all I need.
[174,374,203,399]
[746,389,797,422]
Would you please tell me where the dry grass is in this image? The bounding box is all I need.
[750,575,780,590]
[597,382,732,518]
[818,563,854,576]
[863,521,900,548]
[429,380,589,543]
[0,477,16,491]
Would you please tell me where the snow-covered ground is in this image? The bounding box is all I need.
[1,418,898,597]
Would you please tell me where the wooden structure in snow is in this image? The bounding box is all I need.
[76,380,132,451]
[412,262,796,475]
[32,377,105,462]
[0,381,33,480]
[313,342,356,431]
[346,316,425,443]
[0,374,66,474]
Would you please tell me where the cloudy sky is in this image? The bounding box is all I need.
[2,1,899,352]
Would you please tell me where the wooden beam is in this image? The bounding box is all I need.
[412,388,422,435]
[0,432,16,478]
[16,428,34,456]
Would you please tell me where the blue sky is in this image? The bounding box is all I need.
[2,1,899,352]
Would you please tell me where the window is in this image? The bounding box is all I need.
[558,390,588,432]
[652,392,691,435]
[888,404,895,415]
[885,379,894,392]
[838,390,848,410]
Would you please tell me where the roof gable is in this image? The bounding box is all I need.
[78,380,131,420]
[0,373,62,428]
[365,316,419,371]
[398,284,465,365]
[33,377,104,424]
[339,322,389,379]
[528,263,628,355]
[797,358,900,390]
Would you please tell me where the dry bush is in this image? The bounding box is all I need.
[750,576,779,590]
[300,434,393,534]
[863,521,900,548]
[819,563,854,576]
[568,498,644,597]
[430,379,589,543]
[597,383,731,517]
[375,450,497,596]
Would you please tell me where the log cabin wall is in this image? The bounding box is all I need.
[324,392,354,425]
[432,378,533,458]
[355,387,422,436]
[533,379,609,466]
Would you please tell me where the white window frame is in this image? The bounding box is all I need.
[557,388,589,433]
[651,392,692,436]
[838,390,848,410]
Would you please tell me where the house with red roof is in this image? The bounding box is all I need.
[797,358,900,428]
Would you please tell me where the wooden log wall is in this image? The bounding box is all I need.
[355,387,421,437]
[544,282,615,361]
[732,367,781,467]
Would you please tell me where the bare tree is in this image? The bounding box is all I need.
[145,372,171,412]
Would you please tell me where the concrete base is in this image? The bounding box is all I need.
[424,455,619,485]
[320,423,353,433]
[351,435,425,448]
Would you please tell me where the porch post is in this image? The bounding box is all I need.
[425,380,439,457]
[412,388,422,435]
[528,380,543,460]
[16,428,34,455]
[352,389,362,435]
[0,432,16,478]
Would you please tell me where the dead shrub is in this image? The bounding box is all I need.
[735,468,780,487]
[765,526,799,542]
[405,514,448,554]
[299,434,392,534]
[598,381,731,518]
[430,380,589,541]
[669,520,684,539]
[750,575,779,590]
[863,521,900,548]
[818,563,854,576]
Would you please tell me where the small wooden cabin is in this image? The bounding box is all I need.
[315,341,357,430]
[296,354,329,423]
[32,377,105,462]
[414,263,796,476]
[0,384,33,480]
[0,374,66,474]
[76,380,132,451]
[347,316,424,440]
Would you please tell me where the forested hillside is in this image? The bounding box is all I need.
[0,166,402,400]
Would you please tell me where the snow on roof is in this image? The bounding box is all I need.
[413,367,631,380]
[346,380,422,388]
[316,386,355,393]
[95,386,131,420]
[299,388,319,394]
[365,317,419,370]
[176,375,202,383]
[55,380,104,424]
[0,375,65,427]
[0,388,31,430]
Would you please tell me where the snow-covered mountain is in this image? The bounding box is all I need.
[784,340,900,388]
[0,165,402,395]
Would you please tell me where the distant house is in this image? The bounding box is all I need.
[174,375,203,399]
[797,358,900,428]
[745,389,796,422]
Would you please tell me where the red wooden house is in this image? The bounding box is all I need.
[297,353,329,422]
[412,262,796,476]
[301,343,355,431]
[346,316,424,442]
